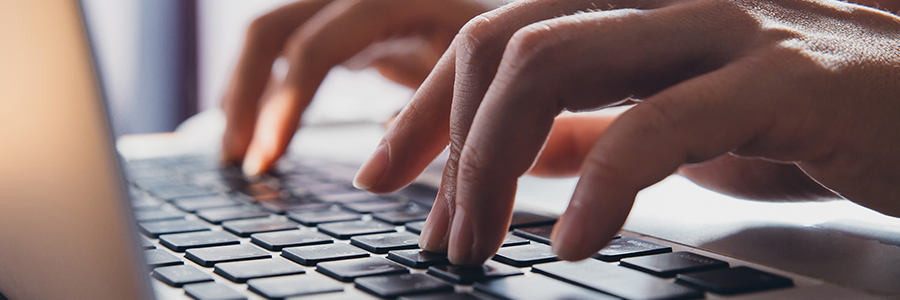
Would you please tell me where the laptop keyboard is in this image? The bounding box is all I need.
[125,155,796,300]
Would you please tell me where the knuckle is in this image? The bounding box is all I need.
[505,20,564,63]
[453,12,500,61]
[245,12,295,58]
[636,99,681,136]
[631,101,688,154]
[246,13,274,38]
[246,13,280,48]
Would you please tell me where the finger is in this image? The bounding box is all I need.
[242,0,486,176]
[222,0,333,163]
[552,56,787,260]
[528,113,619,178]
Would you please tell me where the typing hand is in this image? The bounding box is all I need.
[353,0,900,265]
[221,0,491,176]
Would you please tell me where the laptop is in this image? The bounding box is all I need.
[2,1,899,299]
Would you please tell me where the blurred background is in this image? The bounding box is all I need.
[82,0,413,136]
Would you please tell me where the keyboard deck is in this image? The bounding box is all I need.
[126,155,805,300]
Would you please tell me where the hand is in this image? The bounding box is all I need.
[220,0,491,176]
[352,0,900,265]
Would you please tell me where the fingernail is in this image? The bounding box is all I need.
[418,200,451,252]
[448,207,476,265]
[353,142,390,190]
[242,152,264,178]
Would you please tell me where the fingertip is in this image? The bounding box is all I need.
[241,138,277,178]
[447,207,476,265]
[353,142,390,190]
[221,126,250,164]
[241,150,265,177]
[550,213,584,261]
[418,200,451,253]
[446,207,497,266]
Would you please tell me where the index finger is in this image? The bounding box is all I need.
[222,0,333,163]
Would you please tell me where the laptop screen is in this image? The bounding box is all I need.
[0,1,153,299]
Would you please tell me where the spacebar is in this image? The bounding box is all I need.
[533,259,703,300]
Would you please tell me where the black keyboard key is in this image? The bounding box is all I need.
[398,293,482,300]
[250,229,333,251]
[132,177,179,190]
[675,266,793,295]
[196,206,270,224]
[258,197,330,214]
[621,251,729,277]
[501,233,530,247]
[185,244,271,267]
[350,231,420,254]
[317,220,396,239]
[426,261,523,284]
[281,243,369,266]
[140,219,210,238]
[247,275,344,299]
[172,195,241,212]
[356,273,453,298]
[131,196,163,211]
[492,243,557,267]
[474,273,619,300]
[145,249,183,268]
[140,236,155,249]
[395,183,439,208]
[509,211,557,229]
[183,282,247,300]
[134,209,185,222]
[593,237,672,262]
[159,231,240,252]
[151,265,213,287]
[533,260,703,300]
[222,218,299,237]
[293,183,354,196]
[317,257,409,282]
[342,199,407,213]
[387,249,449,269]
[214,258,306,283]
[373,208,431,225]
[287,209,360,226]
[512,225,554,244]
[318,192,376,203]
[149,185,216,201]
[405,221,426,234]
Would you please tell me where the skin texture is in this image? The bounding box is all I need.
[222,0,900,266]
[352,0,900,265]
[219,0,491,176]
